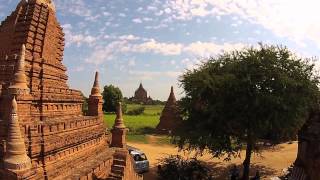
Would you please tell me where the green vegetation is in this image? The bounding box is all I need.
[81,93,88,115]
[174,44,320,180]
[157,155,211,180]
[102,84,126,112]
[104,104,169,144]
[126,106,145,115]
[105,114,160,133]
[125,104,164,115]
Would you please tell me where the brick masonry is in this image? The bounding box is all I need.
[0,1,140,179]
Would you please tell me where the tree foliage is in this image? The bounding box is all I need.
[173,44,319,180]
[126,106,145,115]
[102,85,126,113]
[157,155,211,180]
[81,93,88,115]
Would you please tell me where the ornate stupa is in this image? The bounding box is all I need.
[3,96,32,172]
[0,1,140,179]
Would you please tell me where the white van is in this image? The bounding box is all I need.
[128,146,149,174]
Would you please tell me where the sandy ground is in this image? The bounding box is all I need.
[128,141,298,180]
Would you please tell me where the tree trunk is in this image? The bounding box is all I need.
[242,139,253,180]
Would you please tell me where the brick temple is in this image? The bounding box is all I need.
[130,83,153,104]
[0,0,140,179]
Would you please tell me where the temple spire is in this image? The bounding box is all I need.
[3,96,32,171]
[168,86,176,103]
[139,82,143,89]
[111,102,127,148]
[88,71,103,116]
[9,44,29,94]
[90,71,101,96]
[113,102,126,129]
[156,86,181,133]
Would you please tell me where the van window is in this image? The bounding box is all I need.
[134,153,147,161]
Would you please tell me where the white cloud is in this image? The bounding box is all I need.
[128,70,181,80]
[132,18,143,23]
[118,34,140,41]
[85,14,101,22]
[119,13,126,17]
[181,58,201,70]
[143,17,153,22]
[155,11,164,16]
[131,39,183,56]
[164,0,320,48]
[71,66,85,72]
[55,0,91,17]
[85,40,129,65]
[103,12,111,16]
[136,7,143,12]
[183,41,247,57]
[128,59,136,66]
[147,6,157,11]
[62,24,72,30]
[145,23,168,30]
[62,24,98,47]
[67,34,97,47]
[84,36,248,65]
[164,8,172,14]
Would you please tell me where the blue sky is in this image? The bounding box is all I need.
[1,0,320,100]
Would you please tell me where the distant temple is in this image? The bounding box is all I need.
[0,0,140,179]
[156,86,181,133]
[130,83,153,104]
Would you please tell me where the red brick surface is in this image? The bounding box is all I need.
[0,1,140,179]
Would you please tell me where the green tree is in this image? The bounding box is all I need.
[82,94,88,115]
[174,44,319,180]
[102,85,126,113]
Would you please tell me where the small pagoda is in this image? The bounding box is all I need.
[156,86,181,133]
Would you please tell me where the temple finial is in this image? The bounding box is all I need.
[111,102,127,148]
[90,71,101,96]
[94,71,99,87]
[113,102,126,129]
[168,86,176,103]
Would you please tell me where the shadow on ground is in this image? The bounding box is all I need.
[143,162,277,180]
[143,166,158,180]
[135,127,156,134]
[208,162,277,180]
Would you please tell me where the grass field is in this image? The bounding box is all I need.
[104,104,169,143]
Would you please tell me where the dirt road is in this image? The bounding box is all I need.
[128,142,298,180]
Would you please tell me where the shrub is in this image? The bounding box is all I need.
[126,107,145,115]
[157,155,211,180]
